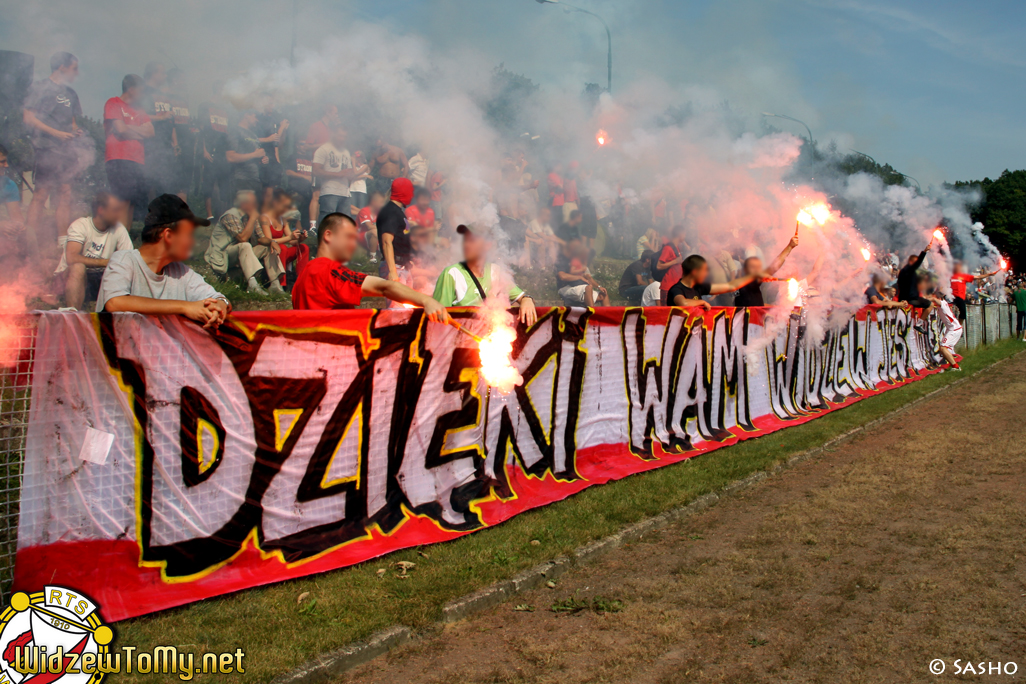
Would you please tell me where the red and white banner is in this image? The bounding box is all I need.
[14,307,946,620]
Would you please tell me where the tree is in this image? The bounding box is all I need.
[950,170,1026,268]
[482,64,540,143]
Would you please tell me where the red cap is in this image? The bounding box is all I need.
[390,178,415,206]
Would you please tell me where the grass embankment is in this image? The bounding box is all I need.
[111,338,1024,683]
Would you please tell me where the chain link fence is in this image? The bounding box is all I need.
[0,307,1017,603]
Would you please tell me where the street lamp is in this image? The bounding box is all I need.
[761,112,814,145]
[535,0,612,94]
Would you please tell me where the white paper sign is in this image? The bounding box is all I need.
[78,427,114,465]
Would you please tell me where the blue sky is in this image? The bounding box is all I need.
[3,0,1023,185]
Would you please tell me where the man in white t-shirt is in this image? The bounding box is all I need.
[57,191,134,309]
[312,126,367,223]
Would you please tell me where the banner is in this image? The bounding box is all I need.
[14,306,945,621]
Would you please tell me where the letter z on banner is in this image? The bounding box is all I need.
[13,306,946,620]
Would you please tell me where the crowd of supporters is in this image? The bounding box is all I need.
[0,50,1021,356]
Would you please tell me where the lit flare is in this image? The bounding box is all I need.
[860,247,871,261]
[1000,257,1008,270]
[596,129,608,146]
[477,326,523,394]
[932,229,945,241]
[797,203,830,227]
[787,278,800,301]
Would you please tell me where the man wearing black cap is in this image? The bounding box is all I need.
[97,194,230,329]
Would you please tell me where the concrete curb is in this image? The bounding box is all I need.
[270,350,1022,683]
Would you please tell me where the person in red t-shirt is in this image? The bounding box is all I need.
[291,212,450,319]
[656,224,689,306]
[405,187,436,230]
[356,191,386,259]
[950,260,999,321]
[104,74,154,230]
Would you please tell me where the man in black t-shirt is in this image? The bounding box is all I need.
[897,238,934,309]
[24,52,89,247]
[140,62,176,196]
[669,254,759,310]
[226,112,267,194]
[733,235,799,308]
[556,209,584,246]
[255,95,287,189]
[377,178,415,297]
[167,68,195,200]
[619,251,655,304]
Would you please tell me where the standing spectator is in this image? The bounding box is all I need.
[140,62,175,197]
[377,177,415,293]
[655,224,689,306]
[1014,281,1026,342]
[408,145,429,187]
[619,251,656,305]
[348,150,371,210]
[204,190,282,295]
[284,146,315,230]
[258,188,309,291]
[97,194,229,328]
[433,223,536,325]
[299,103,339,233]
[226,110,267,196]
[23,51,86,249]
[734,236,798,308]
[429,169,446,206]
[167,68,195,201]
[897,239,936,321]
[563,161,580,222]
[313,126,365,221]
[356,191,386,260]
[196,83,231,220]
[547,162,565,213]
[371,137,408,196]
[255,93,287,189]
[950,261,999,321]
[525,206,558,267]
[556,209,583,247]
[0,145,24,226]
[103,74,154,231]
[668,255,758,310]
[55,192,133,310]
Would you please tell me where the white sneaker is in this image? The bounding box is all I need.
[269,281,285,294]
[247,277,269,296]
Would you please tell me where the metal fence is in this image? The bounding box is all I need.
[0,307,1018,603]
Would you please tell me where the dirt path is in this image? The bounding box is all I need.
[342,354,1026,684]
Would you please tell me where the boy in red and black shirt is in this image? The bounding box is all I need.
[291,212,450,318]
[104,74,154,230]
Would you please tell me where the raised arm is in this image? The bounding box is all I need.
[766,236,799,276]
[362,275,449,323]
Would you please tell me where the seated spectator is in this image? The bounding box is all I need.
[619,251,656,305]
[524,207,558,268]
[636,228,660,259]
[204,190,283,295]
[291,212,449,318]
[55,192,133,310]
[259,188,309,291]
[408,145,429,187]
[555,237,609,307]
[97,194,229,329]
[356,191,386,260]
[668,255,760,310]
[640,280,661,306]
[433,223,536,326]
[865,273,905,309]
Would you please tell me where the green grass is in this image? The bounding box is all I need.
[108,338,1024,683]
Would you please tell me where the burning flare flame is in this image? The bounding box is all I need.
[787,278,800,301]
[477,325,523,395]
[1000,257,1008,270]
[797,203,831,227]
[596,129,608,146]
[860,247,872,261]
[933,229,945,241]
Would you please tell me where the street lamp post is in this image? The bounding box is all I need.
[535,0,612,94]
[761,112,814,145]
